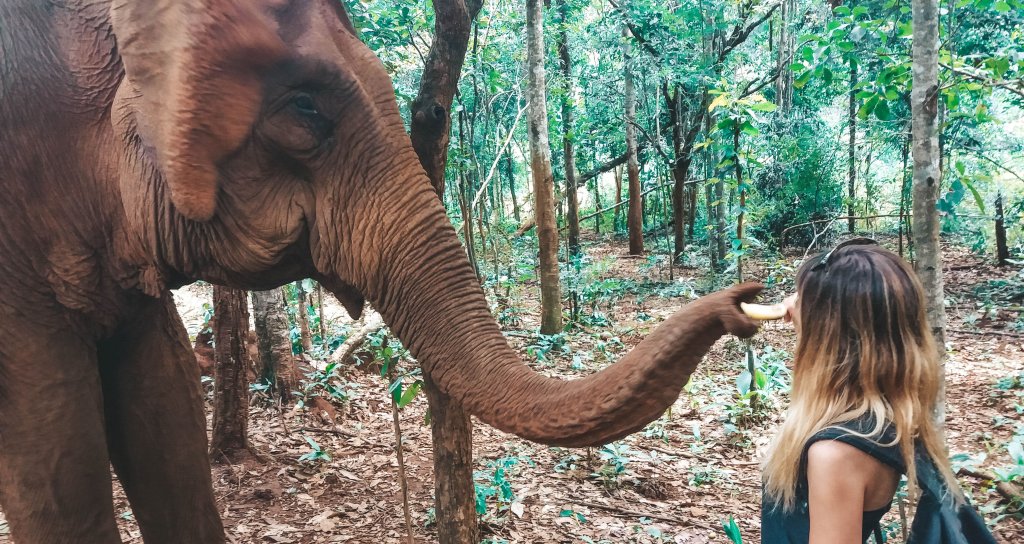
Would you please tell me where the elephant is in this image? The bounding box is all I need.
[0,0,763,541]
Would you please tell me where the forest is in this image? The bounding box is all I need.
[3,0,1019,542]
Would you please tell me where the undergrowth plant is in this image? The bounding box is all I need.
[719,345,792,436]
[474,454,532,523]
[593,443,633,489]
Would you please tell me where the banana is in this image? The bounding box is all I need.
[740,302,787,321]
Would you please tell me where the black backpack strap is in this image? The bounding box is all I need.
[804,421,906,474]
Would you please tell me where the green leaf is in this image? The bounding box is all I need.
[749,102,778,112]
[833,6,852,16]
[995,1,1011,11]
[955,161,966,176]
[722,516,743,544]
[874,100,891,121]
[961,177,986,214]
[858,95,879,119]
[945,91,960,110]
[709,93,731,111]
[754,369,768,390]
[740,121,760,136]
[794,70,813,89]
[736,370,752,396]
[397,380,422,408]
[822,67,834,86]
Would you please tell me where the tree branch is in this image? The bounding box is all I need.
[607,0,661,59]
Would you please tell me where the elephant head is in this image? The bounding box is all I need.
[109,0,761,447]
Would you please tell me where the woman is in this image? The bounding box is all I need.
[760,239,963,543]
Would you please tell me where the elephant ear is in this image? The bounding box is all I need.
[111,0,287,221]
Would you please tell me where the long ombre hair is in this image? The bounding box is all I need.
[762,244,962,512]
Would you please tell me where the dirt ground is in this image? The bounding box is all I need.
[0,236,1021,543]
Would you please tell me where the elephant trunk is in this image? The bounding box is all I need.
[333,173,761,447]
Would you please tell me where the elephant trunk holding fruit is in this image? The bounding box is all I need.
[0,0,761,541]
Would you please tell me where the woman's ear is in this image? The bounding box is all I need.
[111,0,287,221]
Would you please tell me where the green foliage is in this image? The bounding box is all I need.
[294,362,351,407]
[526,332,570,364]
[298,436,331,465]
[474,455,532,522]
[363,329,423,408]
[722,515,743,544]
[720,345,792,435]
[593,443,634,488]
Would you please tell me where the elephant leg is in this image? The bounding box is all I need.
[0,326,122,543]
[98,294,224,544]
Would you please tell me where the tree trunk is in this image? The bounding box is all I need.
[592,173,602,234]
[506,148,520,223]
[715,176,727,269]
[666,84,687,261]
[408,1,484,542]
[899,130,911,258]
[734,124,745,283]
[995,191,1009,266]
[911,0,947,404]
[210,285,251,460]
[295,282,313,354]
[527,0,563,334]
[252,288,299,401]
[557,0,580,257]
[316,283,327,343]
[623,25,643,255]
[613,165,623,231]
[774,0,794,114]
[848,59,858,234]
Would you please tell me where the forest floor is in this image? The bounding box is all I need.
[1,235,1020,543]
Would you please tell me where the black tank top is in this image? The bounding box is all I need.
[761,416,905,544]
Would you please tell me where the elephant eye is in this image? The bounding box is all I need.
[291,93,319,116]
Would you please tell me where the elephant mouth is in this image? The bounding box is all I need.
[315,275,365,319]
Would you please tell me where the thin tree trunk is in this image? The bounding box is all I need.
[899,130,911,258]
[774,0,794,114]
[528,0,563,334]
[592,174,603,234]
[848,59,858,234]
[295,282,313,354]
[667,84,686,261]
[252,288,299,401]
[613,165,624,231]
[388,364,414,544]
[407,1,484,542]
[506,148,520,223]
[558,0,580,257]
[316,283,326,343]
[715,177,727,269]
[995,191,1009,266]
[211,285,251,460]
[623,25,643,255]
[734,124,745,283]
[911,0,947,410]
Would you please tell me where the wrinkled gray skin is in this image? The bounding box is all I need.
[0,0,762,541]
